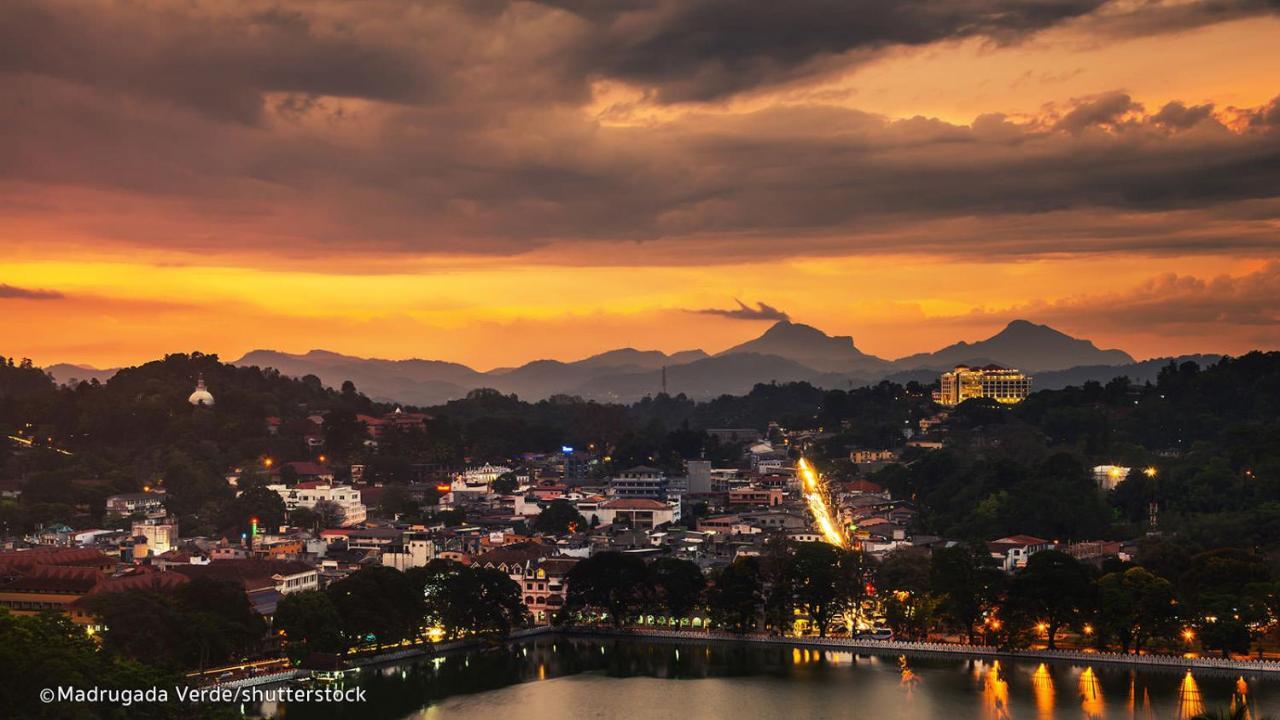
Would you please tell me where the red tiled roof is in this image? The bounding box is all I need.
[601,498,668,510]
[171,559,315,592]
[0,547,112,573]
[1,564,104,594]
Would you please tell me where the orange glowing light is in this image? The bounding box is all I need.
[435,483,451,493]
[797,457,846,548]
[1083,624,1094,636]
[1183,628,1196,642]
[263,457,274,468]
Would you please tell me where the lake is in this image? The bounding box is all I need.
[268,636,1272,719]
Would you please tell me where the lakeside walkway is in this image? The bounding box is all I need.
[571,626,1280,676]
[214,624,1280,690]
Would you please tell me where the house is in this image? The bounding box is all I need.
[727,488,784,507]
[988,535,1056,572]
[515,558,578,624]
[596,498,679,529]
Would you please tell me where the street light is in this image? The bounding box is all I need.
[1182,628,1196,643]
[1144,467,1158,478]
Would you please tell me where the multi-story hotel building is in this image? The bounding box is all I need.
[936,364,1032,407]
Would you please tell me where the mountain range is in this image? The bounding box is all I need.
[41,319,1201,406]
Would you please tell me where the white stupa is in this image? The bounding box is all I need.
[188,373,215,406]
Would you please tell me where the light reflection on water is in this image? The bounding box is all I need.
[264,637,1278,720]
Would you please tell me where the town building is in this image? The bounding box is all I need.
[608,466,668,499]
[987,535,1055,572]
[268,482,367,526]
[595,498,680,529]
[130,517,178,556]
[105,491,167,516]
[936,365,1032,407]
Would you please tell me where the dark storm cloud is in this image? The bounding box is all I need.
[0,283,64,300]
[544,0,1111,101]
[2,1,1280,262]
[691,300,791,321]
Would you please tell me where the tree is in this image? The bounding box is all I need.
[564,552,649,627]
[491,472,519,496]
[1003,550,1093,650]
[789,542,865,638]
[83,579,263,671]
[532,500,586,535]
[322,409,364,460]
[311,499,345,528]
[226,485,285,535]
[931,544,1005,644]
[413,560,527,638]
[1096,567,1177,653]
[0,610,232,720]
[649,557,706,618]
[708,558,763,633]
[274,590,345,661]
[327,566,425,646]
[876,549,934,641]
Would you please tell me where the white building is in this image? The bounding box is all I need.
[131,518,179,556]
[267,482,367,526]
[382,537,436,571]
[591,498,680,529]
[454,463,512,490]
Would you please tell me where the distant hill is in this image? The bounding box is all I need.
[891,320,1134,372]
[48,318,1167,405]
[46,363,119,385]
[231,346,716,405]
[573,352,867,402]
[717,320,889,374]
[1031,355,1223,390]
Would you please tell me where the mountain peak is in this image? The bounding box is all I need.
[719,320,887,373]
[892,320,1134,372]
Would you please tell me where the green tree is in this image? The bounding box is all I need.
[412,560,527,638]
[1096,567,1177,653]
[327,566,425,646]
[789,542,865,638]
[931,544,1005,645]
[649,557,706,618]
[877,549,935,641]
[491,472,519,496]
[1003,550,1094,650]
[532,500,586,535]
[225,485,286,535]
[564,552,649,627]
[274,590,345,661]
[708,558,763,633]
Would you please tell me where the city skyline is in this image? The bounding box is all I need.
[3,0,1279,368]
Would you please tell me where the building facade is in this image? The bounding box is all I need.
[936,365,1032,407]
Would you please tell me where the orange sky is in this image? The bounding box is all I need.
[1,1,1278,370]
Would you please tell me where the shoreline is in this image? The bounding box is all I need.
[569,627,1280,677]
[219,624,1280,690]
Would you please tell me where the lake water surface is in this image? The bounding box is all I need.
[271,636,1274,720]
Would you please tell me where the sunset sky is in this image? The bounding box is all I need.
[2,0,1278,370]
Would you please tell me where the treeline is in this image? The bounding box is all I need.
[570,541,1280,659]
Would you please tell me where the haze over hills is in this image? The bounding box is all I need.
[892,319,1135,372]
[42,319,1210,405]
